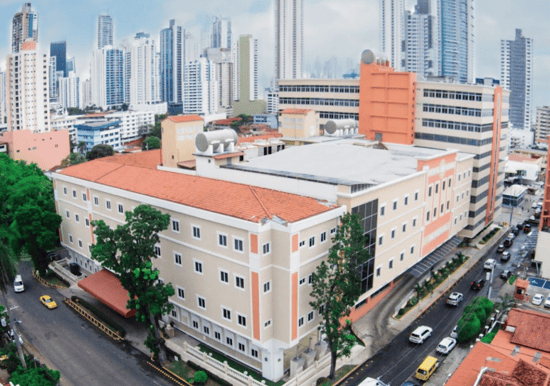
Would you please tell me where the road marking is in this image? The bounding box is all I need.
[9,306,18,310]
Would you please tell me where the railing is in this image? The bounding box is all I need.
[32,270,64,289]
[64,299,124,341]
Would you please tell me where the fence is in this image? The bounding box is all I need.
[64,299,124,341]
[32,270,64,289]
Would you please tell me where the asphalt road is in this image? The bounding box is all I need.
[5,262,174,386]
[346,228,532,386]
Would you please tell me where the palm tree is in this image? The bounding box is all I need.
[77,141,87,155]
[494,294,515,313]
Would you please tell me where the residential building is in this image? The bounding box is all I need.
[509,128,534,149]
[97,14,113,49]
[184,58,218,116]
[161,115,204,166]
[80,78,92,109]
[108,110,156,143]
[266,88,279,115]
[59,71,80,109]
[380,0,406,70]
[90,46,125,109]
[279,109,318,138]
[405,0,437,77]
[535,106,550,144]
[123,44,131,105]
[6,41,51,133]
[253,114,278,129]
[75,120,122,151]
[501,29,533,131]
[185,33,199,63]
[0,71,6,131]
[49,56,59,103]
[51,114,78,143]
[232,35,266,116]
[129,33,160,106]
[205,48,234,112]
[50,41,67,77]
[66,57,76,73]
[274,0,304,81]
[437,0,475,83]
[536,144,550,278]
[212,16,232,49]
[11,3,38,54]
[160,19,185,104]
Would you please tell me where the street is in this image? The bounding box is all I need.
[5,262,173,386]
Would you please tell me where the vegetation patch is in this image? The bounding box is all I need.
[479,227,501,245]
[508,275,518,285]
[481,324,501,344]
[316,365,356,386]
[70,296,126,338]
[456,297,494,342]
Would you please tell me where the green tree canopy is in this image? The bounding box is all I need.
[149,114,166,139]
[142,136,161,150]
[91,205,174,361]
[309,212,370,379]
[457,313,481,342]
[10,365,61,386]
[86,144,114,160]
[60,152,86,168]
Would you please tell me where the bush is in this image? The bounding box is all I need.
[87,144,114,160]
[457,314,481,342]
[71,296,126,338]
[194,371,208,384]
[142,136,161,150]
[317,377,328,386]
[464,304,487,325]
[472,297,494,321]
[187,361,232,386]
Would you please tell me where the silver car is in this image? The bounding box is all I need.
[436,337,457,354]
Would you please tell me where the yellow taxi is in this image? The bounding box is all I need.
[40,295,57,309]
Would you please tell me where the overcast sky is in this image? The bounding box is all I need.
[1,0,549,110]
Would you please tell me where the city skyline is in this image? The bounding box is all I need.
[0,0,549,109]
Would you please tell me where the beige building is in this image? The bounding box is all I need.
[279,109,319,138]
[161,115,204,167]
[535,106,550,144]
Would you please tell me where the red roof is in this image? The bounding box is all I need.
[78,270,136,318]
[506,309,550,352]
[166,115,203,123]
[59,151,333,223]
[238,133,283,144]
[280,109,312,115]
[214,118,241,125]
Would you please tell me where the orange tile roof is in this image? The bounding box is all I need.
[59,151,333,223]
[238,133,283,144]
[78,270,136,318]
[511,359,549,386]
[280,109,312,115]
[101,149,161,170]
[214,118,241,125]
[85,113,108,118]
[166,115,203,123]
[506,309,550,352]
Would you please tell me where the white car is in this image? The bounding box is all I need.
[545,295,550,308]
[409,326,433,344]
[436,337,457,355]
[507,233,515,240]
[450,325,458,339]
[484,259,496,270]
[532,294,544,306]
[13,275,24,293]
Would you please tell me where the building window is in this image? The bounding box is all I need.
[402,223,406,232]
[174,253,182,266]
[94,196,99,206]
[376,267,381,277]
[204,326,210,335]
[106,200,111,210]
[172,220,180,233]
[69,235,73,243]
[72,189,77,198]
[393,200,398,211]
[264,320,272,328]
[442,181,446,190]
[197,296,206,310]
[414,191,419,201]
[251,349,259,358]
[320,232,327,243]
[298,317,304,327]
[404,195,409,206]
[177,287,185,299]
[194,260,203,274]
[308,274,313,285]
[299,240,305,247]
[118,204,124,214]
[78,239,83,248]
[330,227,337,235]
[154,245,161,257]
[220,270,229,284]
[299,277,306,285]
[380,205,386,216]
[237,315,247,327]
[85,218,90,227]
[389,259,393,269]
[411,245,415,254]
[238,343,246,352]
[63,187,67,195]
[427,212,430,221]
[218,234,227,247]
[171,309,177,319]
[378,236,383,245]
[448,178,452,188]
[263,243,270,255]
[309,237,315,247]
[307,311,314,322]
[391,229,396,239]
[428,187,432,197]
[447,201,450,210]
[214,331,221,340]
[435,184,439,194]
[264,281,271,293]
[192,226,201,239]
[234,238,244,252]
[226,337,233,346]
[192,321,199,329]
[222,308,232,320]
[235,276,245,289]
[400,252,404,261]
[75,214,79,223]
[82,192,87,202]
[65,210,70,219]
[434,208,437,217]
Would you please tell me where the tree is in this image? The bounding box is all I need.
[9,365,60,386]
[142,136,161,151]
[194,371,208,384]
[457,313,481,342]
[91,205,174,361]
[60,152,86,168]
[86,144,114,160]
[149,114,166,139]
[77,141,87,155]
[309,213,370,379]
[494,294,515,313]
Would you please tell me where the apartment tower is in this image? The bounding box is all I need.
[233,35,266,115]
[212,17,232,49]
[405,0,437,77]
[12,3,38,54]
[160,20,185,104]
[274,0,304,81]
[380,0,406,71]
[97,15,113,49]
[50,41,67,77]
[129,33,160,106]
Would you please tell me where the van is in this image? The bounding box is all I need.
[415,356,439,381]
[13,275,24,293]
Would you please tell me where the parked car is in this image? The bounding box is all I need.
[450,325,458,339]
[497,244,505,253]
[409,326,433,344]
[13,275,24,293]
[446,292,463,306]
[517,222,524,230]
[39,295,57,309]
[532,294,544,306]
[436,337,457,355]
[545,295,550,309]
[507,233,515,240]
[512,227,520,236]
[524,224,532,233]
[484,259,496,270]
[500,270,512,280]
[471,279,485,290]
[500,252,511,262]
[504,239,513,248]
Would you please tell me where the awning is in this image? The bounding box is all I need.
[407,236,462,278]
[78,269,136,318]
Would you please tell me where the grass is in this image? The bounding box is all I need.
[508,275,518,285]
[318,365,356,386]
[41,273,69,288]
[481,325,501,344]
[164,361,224,386]
[198,345,284,386]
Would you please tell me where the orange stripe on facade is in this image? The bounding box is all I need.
[86,188,90,201]
[59,228,63,243]
[485,87,503,225]
[250,234,258,254]
[424,212,451,236]
[292,234,298,252]
[291,272,298,340]
[422,230,451,256]
[251,272,260,340]
[89,213,95,244]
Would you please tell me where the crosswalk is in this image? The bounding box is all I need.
[407,236,463,278]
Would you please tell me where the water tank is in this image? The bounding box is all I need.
[361,50,376,65]
[195,129,238,152]
[324,119,359,135]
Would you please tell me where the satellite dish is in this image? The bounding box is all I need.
[361,50,376,65]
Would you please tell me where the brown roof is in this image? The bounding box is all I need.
[511,359,549,386]
[214,118,241,125]
[238,133,283,144]
[506,309,550,352]
[479,371,522,386]
[78,270,136,318]
[280,109,312,115]
[59,151,333,223]
[167,115,203,123]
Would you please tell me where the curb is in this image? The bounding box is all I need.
[32,270,65,289]
[147,361,191,386]
[64,298,124,341]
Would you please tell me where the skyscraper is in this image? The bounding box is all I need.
[160,20,185,104]
[501,29,533,130]
[130,33,160,106]
[11,3,38,53]
[211,16,232,49]
[66,57,76,73]
[98,15,113,49]
[274,0,304,81]
[59,72,80,109]
[405,0,437,77]
[50,41,67,77]
[233,35,266,115]
[0,71,7,130]
[184,58,217,115]
[91,46,125,108]
[380,0,406,70]
[438,0,475,83]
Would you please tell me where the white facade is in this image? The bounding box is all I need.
[0,71,6,130]
[405,8,436,77]
[215,61,234,110]
[266,89,279,114]
[90,46,125,109]
[380,0,406,70]
[232,36,260,102]
[130,34,160,106]
[509,128,534,149]
[184,58,218,116]
[11,3,38,54]
[535,106,550,143]
[51,114,78,143]
[108,110,155,143]
[97,14,113,49]
[6,44,51,133]
[212,16,232,49]
[185,33,199,63]
[80,78,92,109]
[274,0,304,80]
[59,72,80,109]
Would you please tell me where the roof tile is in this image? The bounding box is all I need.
[167,115,203,123]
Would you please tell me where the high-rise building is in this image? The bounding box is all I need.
[233,35,266,115]
[80,78,92,109]
[129,33,160,106]
[501,29,533,131]
[380,0,406,70]
[6,41,51,133]
[91,46,125,109]
[49,56,59,103]
[0,71,7,130]
[535,106,550,144]
[405,0,437,77]
[160,20,185,104]
[185,32,199,63]
[438,0,475,83]
[274,0,304,81]
[66,57,76,73]
[184,58,217,115]
[123,45,131,105]
[211,16,232,49]
[11,3,38,54]
[50,41,67,77]
[59,71,80,109]
[97,14,113,49]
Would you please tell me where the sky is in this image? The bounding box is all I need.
[0,0,549,110]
